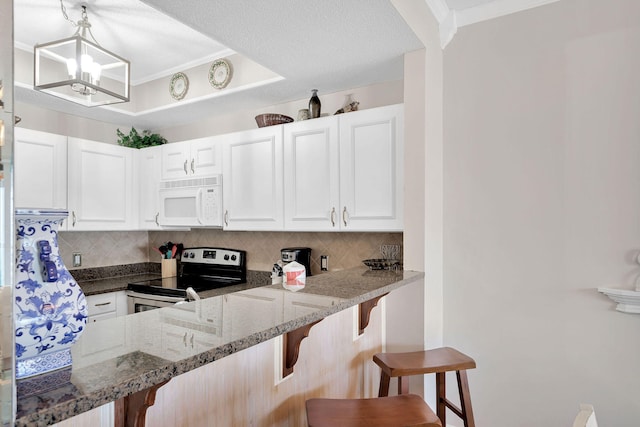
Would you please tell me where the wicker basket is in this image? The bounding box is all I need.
[255,113,294,128]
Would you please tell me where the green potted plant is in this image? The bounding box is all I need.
[116,127,167,149]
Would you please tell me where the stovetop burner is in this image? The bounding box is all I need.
[127,247,246,298]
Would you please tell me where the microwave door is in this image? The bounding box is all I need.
[159,189,198,226]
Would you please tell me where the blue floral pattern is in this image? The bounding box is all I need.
[15,210,88,378]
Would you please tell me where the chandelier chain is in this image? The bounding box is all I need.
[58,0,76,27]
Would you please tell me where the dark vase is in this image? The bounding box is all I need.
[309,89,321,118]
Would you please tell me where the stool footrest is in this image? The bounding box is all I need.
[442,398,464,419]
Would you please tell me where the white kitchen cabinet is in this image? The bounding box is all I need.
[67,137,136,230]
[282,104,404,232]
[338,104,404,231]
[161,136,221,180]
[137,145,163,229]
[14,128,67,211]
[85,291,127,323]
[283,116,340,231]
[222,125,284,230]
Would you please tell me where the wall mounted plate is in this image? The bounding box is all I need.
[209,59,232,89]
[170,72,189,100]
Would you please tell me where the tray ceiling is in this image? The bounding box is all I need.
[13,0,560,129]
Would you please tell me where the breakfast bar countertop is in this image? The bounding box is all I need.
[15,267,424,427]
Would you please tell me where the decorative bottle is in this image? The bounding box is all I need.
[309,89,321,119]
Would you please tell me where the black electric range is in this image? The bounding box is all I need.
[127,247,246,299]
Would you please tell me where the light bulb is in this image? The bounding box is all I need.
[91,63,101,84]
[66,58,77,78]
[80,54,93,73]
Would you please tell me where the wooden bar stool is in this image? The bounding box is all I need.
[306,394,442,427]
[373,347,476,427]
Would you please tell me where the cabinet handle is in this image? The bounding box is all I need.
[190,159,195,174]
[183,159,188,175]
[342,206,349,227]
[72,211,76,227]
[224,210,229,227]
[155,212,159,226]
[94,302,111,307]
[330,207,336,227]
[190,334,194,348]
[183,332,187,347]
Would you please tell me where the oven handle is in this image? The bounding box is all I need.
[126,291,186,303]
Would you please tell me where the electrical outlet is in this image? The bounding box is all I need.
[320,255,328,271]
[73,253,82,267]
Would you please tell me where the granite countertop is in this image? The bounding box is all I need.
[15,267,424,427]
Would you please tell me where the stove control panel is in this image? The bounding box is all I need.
[180,247,245,267]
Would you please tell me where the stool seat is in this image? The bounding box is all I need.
[373,347,476,427]
[373,347,476,377]
[306,394,442,427]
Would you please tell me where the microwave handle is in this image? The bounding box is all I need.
[195,187,205,225]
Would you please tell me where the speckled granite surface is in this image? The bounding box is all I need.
[15,267,424,427]
[73,263,271,296]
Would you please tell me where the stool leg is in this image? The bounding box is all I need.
[397,376,410,395]
[457,370,475,427]
[378,371,391,397]
[436,372,446,426]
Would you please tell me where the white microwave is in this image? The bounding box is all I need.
[158,175,223,227]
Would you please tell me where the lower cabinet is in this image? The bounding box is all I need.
[85,291,127,323]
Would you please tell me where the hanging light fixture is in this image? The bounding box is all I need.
[33,1,130,107]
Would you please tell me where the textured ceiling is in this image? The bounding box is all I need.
[13,0,558,129]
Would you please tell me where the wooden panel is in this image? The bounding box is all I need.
[54,303,384,426]
[144,305,383,427]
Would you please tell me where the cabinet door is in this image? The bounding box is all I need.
[67,138,136,230]
[190,136,221,176]
[14,128,67,210]
[161,142,190,179]
[222,126,284,230]
[137,145,162,229]
[283,116,340,231]
[339,104,404,231]
[161,137,220,180]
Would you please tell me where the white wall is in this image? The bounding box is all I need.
[443,0,640,425]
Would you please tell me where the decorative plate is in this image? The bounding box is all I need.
[362,259,400,270]
[209,59,232,89]
[170,72,189,100]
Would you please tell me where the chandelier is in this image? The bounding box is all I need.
[34,1,130,107]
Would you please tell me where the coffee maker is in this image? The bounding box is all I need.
[281,247,312,277]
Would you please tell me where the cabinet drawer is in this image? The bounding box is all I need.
[86,293,117,317]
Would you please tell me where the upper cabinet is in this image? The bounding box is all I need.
[283,116,340,231]
[13,103,403,233]
[67,137,136,230]
[222,126,284,231]
[282,104,404,232]
[137,145,163,230]
[338,104,404,231]
[14,128,67,210]
[161,136,221,180]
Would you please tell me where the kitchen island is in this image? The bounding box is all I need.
[15,267,424,427]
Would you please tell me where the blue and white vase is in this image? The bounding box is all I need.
[14,209,88,379]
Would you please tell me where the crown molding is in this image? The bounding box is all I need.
[456,0,561,27]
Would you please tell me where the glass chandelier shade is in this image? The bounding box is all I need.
[33,6,130,107]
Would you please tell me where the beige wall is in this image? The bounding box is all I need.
[443,0,640,425]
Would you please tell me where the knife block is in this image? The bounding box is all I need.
[162,258,177,278]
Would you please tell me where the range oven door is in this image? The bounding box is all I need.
[126,291,186,314]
